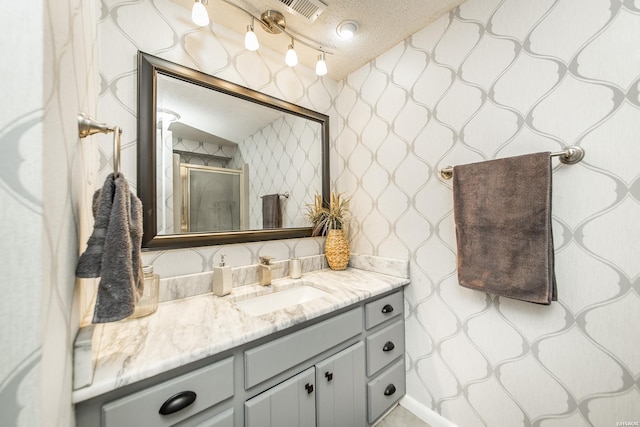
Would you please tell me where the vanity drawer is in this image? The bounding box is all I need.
[366,319,404,377]
[367,359,406,424]
[102,357,234,427]
[192,408,234,427]
[365,291,403,329]
[245,307,363,389]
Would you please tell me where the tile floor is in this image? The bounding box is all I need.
[376,404,431,427]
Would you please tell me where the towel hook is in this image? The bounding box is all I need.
[78,112,122,175]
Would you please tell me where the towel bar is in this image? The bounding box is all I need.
[438,146,585,180]
[260,192,290,198]
[78,112,123,175]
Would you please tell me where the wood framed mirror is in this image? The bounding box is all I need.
[137,52,330,249]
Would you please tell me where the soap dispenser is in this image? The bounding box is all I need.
[212,254,232,296]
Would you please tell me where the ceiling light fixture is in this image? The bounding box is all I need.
[191,0,210,27]
[205,1,333,75]
[244,18,259,51]
[337,21,358,39]
[315,52,327,76]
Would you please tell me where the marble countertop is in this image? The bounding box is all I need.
[72,266,410,403]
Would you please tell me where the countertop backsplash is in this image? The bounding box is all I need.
[157,253,409,303]
[158,254,327,303]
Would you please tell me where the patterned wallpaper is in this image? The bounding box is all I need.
[96,0,338,277]
[1,1,98,426]
[236,114,323,229]
[336,0,640,425]
[5,0,636,426]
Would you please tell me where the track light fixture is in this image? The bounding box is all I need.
[195,0,332,76]
[191,0,210,27]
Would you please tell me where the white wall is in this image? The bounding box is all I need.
[336,0,640,425]
[0,0,98,426]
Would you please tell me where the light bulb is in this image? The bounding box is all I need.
[315,53,327,76]
[245,25,259,51]
[285,44,298,67]
[337,21,358,39]
[191,0,209,27]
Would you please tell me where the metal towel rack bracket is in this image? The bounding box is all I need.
[438,146,585,180]
[260,192,290,199]
[78,112,122,175]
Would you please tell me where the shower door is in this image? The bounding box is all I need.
[179,164,247,233]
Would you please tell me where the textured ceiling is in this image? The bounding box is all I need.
[171,0,466,80]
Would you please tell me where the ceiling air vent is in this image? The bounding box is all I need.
[274,0,327,23]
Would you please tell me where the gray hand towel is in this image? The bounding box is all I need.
[262,194,282,229]
[77,173,144,322]
[76,174,115,278]
[452,152,557,305]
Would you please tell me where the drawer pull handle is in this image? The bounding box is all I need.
[381,304,394,314]
[325,371,333,381]
[305,383,314,394]
[383,384,396,396]
[159,391,197,415]
[383,341,395,352]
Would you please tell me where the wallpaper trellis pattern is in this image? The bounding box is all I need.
[1,1,98,426]
[12,0,627,425]
[336,0,640,425]
[96,0,338,279]
[236,114,323,229]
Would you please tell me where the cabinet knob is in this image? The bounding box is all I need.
[383,384,396,396]
[159,390,197,415]
[305,383,314,394]
[381,304,394,314]
[382,341,395,352]
[325,371,333,381]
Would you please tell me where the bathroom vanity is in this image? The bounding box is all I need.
[74,261,409,427]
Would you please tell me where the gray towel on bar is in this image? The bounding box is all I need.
[76,173,144,322]
[262,194,282,229]
[452,152,557,305]
[76,175,115,278]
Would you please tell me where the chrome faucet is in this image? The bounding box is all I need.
[258,256,281,286]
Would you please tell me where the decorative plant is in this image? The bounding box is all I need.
[306,192,351,237]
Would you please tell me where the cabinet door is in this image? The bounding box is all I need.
[315,342,366,427]
[245,367,316,427]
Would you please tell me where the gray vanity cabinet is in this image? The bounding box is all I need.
[315,342,366,427]
[75,289,407,427]
[245,367,316,427]
[363,292,405,424]
[97,357,234,427]
[245,342,365,427]
[193,408,234,427]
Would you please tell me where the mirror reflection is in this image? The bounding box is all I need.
[137,52,330,249]
[156,74,323,235]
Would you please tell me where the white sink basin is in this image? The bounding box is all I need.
[235,285,330,316]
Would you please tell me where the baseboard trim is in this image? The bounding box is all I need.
[399,395,459,427]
